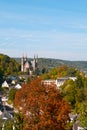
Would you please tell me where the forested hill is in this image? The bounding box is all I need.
[0,53,87,75]
[15,57,87,71]
[0,54,20,75]
[38,58,87,71]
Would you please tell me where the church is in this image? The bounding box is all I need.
[21,54,38,75]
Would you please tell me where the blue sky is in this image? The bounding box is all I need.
[0,0,87,60]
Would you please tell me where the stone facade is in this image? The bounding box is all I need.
[21,55,38,75]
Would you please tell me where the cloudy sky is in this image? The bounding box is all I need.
[0,0,87,60]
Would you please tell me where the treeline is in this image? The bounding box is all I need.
[15,57,87,73]
[0,54,20,76]
[41,65,79,79]
[38,58,87,71]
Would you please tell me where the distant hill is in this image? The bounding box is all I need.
[14,57,87,72]
[38,58,87,72]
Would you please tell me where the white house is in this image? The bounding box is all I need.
[2,81,9,88]
[69,77,77,81]
[14,84,22,89]
[77,127,84,130]
[42,77,77,89]
[56,77,69,88]
[11,80,16,85]
[0,110,2,115]
[42,80,56,86]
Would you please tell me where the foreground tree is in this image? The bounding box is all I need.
[78,102,87,129]
[14,78,71,130]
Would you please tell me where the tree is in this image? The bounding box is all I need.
[42,65,79,80]
[4,119,13,130]
[8,88,17,103]
[61,79,76,108]
[0,54,20,76]
[75,75,84,89]
[0,118,3,129]
[61,75,86,111]
[14,112,24,130]
[14,78,71,130]
[78,102,87,129]
[0,69,4,86]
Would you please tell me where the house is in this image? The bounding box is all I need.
[69,113,77,122]
[2,81,9,88]
[1,96,8,107]
[69,113,87,130]
[69,77,77,81]
[14,84,22,89]
[0,110,2,116]
[11,80,16,85]
[56,77,69,88]
[73,121,86,130]
[78,126,84,130]
[56,77,77,88]
[42,79,56,86]
[42,78,67,88]
[42,77,77,89]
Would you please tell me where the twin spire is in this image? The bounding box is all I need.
[21,54,38,73]
[22,54,38,59]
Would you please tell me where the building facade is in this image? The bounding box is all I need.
[21,54,38,75]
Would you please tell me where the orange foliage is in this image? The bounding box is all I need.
[14,78,71,130]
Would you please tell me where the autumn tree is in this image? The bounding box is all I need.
[42,65,79,80]
[14,78,71,130]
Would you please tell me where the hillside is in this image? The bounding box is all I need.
[38,58,87,72]
[15,57,87,72]
[0,54,20,76]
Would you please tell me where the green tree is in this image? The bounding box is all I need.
[4,119,14,130]
[75,75,84,89]
[61,76,85,111]
[0,69,4,86]
[61,79,76,109]
[0,54,20,76]
[0,118,3,129]
[8,88,17,103]
[78,102,87,129]
[14,112,24,130]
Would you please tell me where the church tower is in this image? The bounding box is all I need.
[21,54,28,72]
[36,54,38,64]
[24,54,27,62]
[21,54,38,74]
[32,55,38,72]
[21,54,24,72]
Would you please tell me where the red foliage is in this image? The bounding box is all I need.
[14,78,71,130]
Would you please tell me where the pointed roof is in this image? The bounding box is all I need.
[15,84,22,89]
[2,81,9,88]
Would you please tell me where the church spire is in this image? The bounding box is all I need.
[34,54,35,59]
[36,54,38,63]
